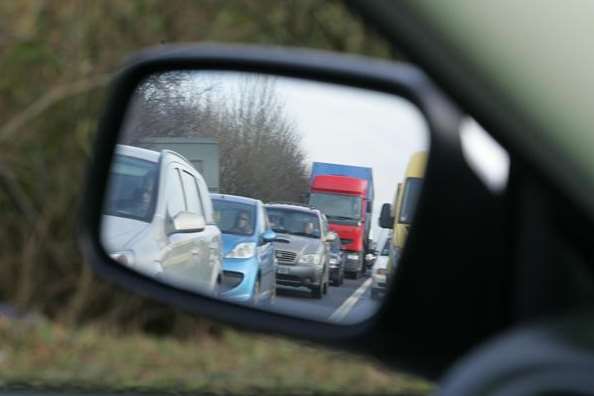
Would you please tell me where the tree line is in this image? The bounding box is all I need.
[123,72,309,203]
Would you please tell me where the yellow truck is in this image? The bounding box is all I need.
[379,151,427,274]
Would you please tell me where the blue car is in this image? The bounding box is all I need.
[211,193,277,305]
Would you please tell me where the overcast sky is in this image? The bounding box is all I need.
[275,77,430,239]
[180,72,430,240]
[177,72,508,241]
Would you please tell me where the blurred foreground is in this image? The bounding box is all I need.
[0,317,432,395]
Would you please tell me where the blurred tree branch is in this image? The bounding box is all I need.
[0,163,37,224]
[0,73,112,142]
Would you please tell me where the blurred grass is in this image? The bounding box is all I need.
[0,318,433,395]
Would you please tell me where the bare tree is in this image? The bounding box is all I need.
[121,72,219,143]
[121,72,309,203]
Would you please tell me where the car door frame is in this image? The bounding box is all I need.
[194,167,223,289]
[256,202,275,299]
[179,162,222,291]
[320,214,331,285]
[158,160,197,284]
[177,165,212,286]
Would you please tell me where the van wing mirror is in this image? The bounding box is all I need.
[379,203,394,229]
[172,212,206,233]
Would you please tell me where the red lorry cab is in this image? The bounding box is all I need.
[309,175,368,253]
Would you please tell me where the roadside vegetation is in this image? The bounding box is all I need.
[0,318,432,395]
[0,1,433,394]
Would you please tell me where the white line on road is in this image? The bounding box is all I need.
[328,278,372,323]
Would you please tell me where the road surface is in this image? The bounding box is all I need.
[269,271,381,324]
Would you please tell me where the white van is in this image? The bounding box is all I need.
[101,144,223,295]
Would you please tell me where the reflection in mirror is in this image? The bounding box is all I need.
[101,71,429,324]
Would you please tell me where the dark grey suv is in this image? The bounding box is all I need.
[265,203,333,299]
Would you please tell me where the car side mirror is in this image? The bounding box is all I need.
[82,43,473,376]
[171,212,206,234]
[261,229,277,243]
[379,203,394,229]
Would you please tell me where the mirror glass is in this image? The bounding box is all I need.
[100,71,429,324]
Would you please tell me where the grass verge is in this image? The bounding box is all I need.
[0,317,433,395]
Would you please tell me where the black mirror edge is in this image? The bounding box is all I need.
[79,43,467,380]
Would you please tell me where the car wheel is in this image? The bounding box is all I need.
[311,284,323,299]
[323,281,328,295]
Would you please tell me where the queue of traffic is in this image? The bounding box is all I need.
[101,144,382,305]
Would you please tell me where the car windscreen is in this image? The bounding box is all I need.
[308,192,361,223]
[266,208,321,239]
[399,177,423,225]
[103,155,159,222]
[212,199,256,236]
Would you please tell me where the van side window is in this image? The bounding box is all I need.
[167,167,186,218]
[180,170,204,216]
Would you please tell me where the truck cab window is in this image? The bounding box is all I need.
[309,193,362,222]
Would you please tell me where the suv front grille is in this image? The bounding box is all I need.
[275,250,297,263]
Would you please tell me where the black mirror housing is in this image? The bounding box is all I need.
[79,43,508,380]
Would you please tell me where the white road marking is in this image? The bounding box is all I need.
[328,278,372,323]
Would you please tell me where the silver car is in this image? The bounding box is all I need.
[371,238,391,300]
[101,144,223,295]
[265,203,333,299]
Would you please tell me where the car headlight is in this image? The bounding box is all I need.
[347,253,359,260]
[299,253,322,266]
[110,251,135,266]
[329,257,338,265]
[225,242,256,259]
